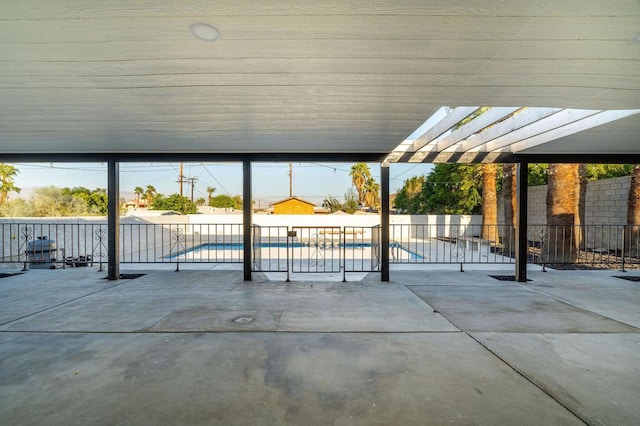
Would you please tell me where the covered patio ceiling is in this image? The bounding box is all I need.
[1,1,639,162]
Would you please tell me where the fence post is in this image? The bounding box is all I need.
[621,225,626,273]
[380,164,390,282]
[342,227,347,282]
[516,162,529,282]
[20,225,32,272]
[107,159,120,280]
[243,159,252,281]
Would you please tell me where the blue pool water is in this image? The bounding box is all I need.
[169,241,423,260]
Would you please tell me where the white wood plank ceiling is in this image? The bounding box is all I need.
[1,1,639,160]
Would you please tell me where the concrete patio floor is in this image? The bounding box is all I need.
[0,266,638,425]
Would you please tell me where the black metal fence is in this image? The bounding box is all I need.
[252,225,289,273]
[2,222,639,272]
[389,223,516,269]
[529,224,640,270]
[343,225,381,273]
[0,222,107,269]
[119,223,243,265]
[290,226,342,273]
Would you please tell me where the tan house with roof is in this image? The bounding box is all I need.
[271,197,316,215]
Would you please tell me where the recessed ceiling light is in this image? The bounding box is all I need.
[629,32,640,43]
[189,23,220,42]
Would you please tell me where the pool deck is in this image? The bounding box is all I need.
[0,264,639,425]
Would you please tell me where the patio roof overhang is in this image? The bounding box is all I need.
[1,1,639,164]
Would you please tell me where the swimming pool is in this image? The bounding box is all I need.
[167,241,424,267]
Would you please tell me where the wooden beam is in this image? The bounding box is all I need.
[484,109,601,152]
[411,107,479,152]
[508,109,640,152]
[436,107,520,151]
[460,107,561,152]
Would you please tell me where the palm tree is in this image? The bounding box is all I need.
[502,164,517,254]
[134,186,144,207]
[577,164,588,251]
[196,197,206,206]
[206,186,216,205]
[546,163,580,263]
[481,163,498,242]
[363,178,380,209]
[0,163,20,205]
[350,163,371,206]
[143,185,157,206]
[625,164,640,255]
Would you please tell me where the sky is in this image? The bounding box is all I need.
[7,162,434,206]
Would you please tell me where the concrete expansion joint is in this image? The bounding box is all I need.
[465,332,589,425]
[0,281,127,328]
[519,286,639,331]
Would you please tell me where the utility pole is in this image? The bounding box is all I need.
[177,162,186,196]
[288,163,293,197]
[187,177,198,202]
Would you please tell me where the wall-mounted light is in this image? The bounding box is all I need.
[189,24,221,42]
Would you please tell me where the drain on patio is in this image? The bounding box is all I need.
[231,315,256,324]
[613,275,640,282]
[0,273,22,279]
[489,274,531,282]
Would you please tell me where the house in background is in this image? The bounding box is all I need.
[271,197,316,215]
[124,198,149,211]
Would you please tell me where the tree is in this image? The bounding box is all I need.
[350,163,371,206]
[586,164,633,180]
[29,186,90,216]
[394,175,426,213]
[527,163,633,186]
[209,194,242,209]
[0,163,21,205]
[323,188,358,214]
[60,187,108,215]
[196,197,206,206]
[232,195,243,209]
[528,164,549,186]
[422,164,482,214]
[89,188,108,215]
[206,186,216,205]
[0,198,30,217]
[323,196,344,213]
[134,186,144,207]
[151,194,197,214]
[546,164,580,263]
[626,165,640,255]
[481,163,499,242]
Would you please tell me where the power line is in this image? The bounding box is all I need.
[392,164,422,180]
[200,163,233,196]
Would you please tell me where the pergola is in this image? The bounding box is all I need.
[1,1,639,281]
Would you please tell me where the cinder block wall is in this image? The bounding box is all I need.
[523,176,632,249]
[527,176,631,225]
[585,176,630,224]
[527,185,547,225]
